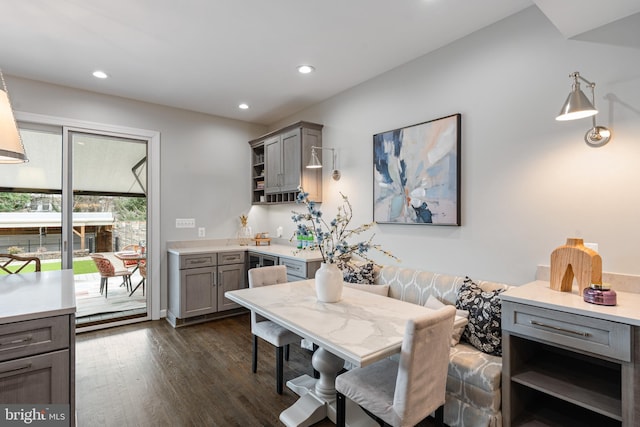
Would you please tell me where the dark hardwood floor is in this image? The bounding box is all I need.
[76,314,440,427]
[76,314,335,427]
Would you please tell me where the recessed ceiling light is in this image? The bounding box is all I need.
[238,103,249,110]
[92,70,108,79]
[297,65,315,74]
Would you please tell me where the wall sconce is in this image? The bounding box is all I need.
[306,146,340,181]
[556,71,611,147]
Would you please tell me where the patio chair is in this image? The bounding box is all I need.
[0,253,41,274]
[90,254,132,298]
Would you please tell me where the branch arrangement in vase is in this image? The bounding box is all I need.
[291,188,399,265]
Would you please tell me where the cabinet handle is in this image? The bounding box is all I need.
[0,363,32,375]
[530,320,590,337]
[190,259,207,264]
[218,272,222,286]
[0,336,33,347]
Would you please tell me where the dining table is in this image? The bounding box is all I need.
[114,250,146,296]
[225,279,436,427]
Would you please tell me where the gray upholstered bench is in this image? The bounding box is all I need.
[373,266,510,427]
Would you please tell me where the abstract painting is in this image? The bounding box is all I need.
[373,114,461,225]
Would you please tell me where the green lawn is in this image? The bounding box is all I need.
[1,259,98,275]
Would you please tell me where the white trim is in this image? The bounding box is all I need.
[14,111,161,322]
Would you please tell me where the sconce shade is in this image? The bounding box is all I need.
[306,146,341,180]
[307,148,322,169]
[0,72,27,163]
[556,71,612,147]
[556,83,597,121]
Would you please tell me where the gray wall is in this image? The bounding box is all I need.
[252,7,640,285]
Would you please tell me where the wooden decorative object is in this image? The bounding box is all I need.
[550,238,602,294]
[253,233,271,246]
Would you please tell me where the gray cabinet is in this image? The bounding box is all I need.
[249,121,323,204]
[248,251,278,270]
[502,300,638,426]
[168,251,246,327]
[279,256,321,282]
[0,315,74,421]
[247,251,320,282]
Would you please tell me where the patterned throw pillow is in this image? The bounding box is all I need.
[455,276,505,356]
[337,260,376,284]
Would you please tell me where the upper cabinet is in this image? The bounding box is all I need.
[249,121,322,204]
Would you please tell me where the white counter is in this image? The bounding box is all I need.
[501,280,640,326]
[0,270,76,324]
[167,242,324,262]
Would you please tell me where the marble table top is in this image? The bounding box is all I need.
[226,280,434,367]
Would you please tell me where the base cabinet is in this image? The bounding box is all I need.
[168,251,246,327]
[247,252,321,282]
[0,314,74,424]
[502,300,638,427]
[279,257,321,282]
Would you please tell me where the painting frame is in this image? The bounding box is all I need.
[373,113,461,226]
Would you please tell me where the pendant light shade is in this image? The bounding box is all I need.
[0,70,27,163]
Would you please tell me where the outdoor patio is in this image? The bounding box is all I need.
[74,264,146,325]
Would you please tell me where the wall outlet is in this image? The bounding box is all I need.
[176,218,195,228]
[198,227,205,237]
[585,242,599,253]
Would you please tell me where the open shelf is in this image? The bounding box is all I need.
[511,342,622,420]
[510,385,621,427]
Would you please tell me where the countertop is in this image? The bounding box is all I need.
[167,242,324,262]
[501,280,640,326]
[0,270,76,324]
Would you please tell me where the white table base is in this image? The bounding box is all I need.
[279,348,378,427]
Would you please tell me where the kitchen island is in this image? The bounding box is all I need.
[0,270,76,425]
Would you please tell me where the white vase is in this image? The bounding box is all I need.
[315,262,343,303]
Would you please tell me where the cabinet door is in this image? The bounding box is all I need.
[217,264,246,311]
[280,129,301,192]
[180,266,217,317]
[264,136,281,194]
[248,253,278,269]
[0,349,69,404]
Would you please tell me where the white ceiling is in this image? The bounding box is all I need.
[2,1,638,125]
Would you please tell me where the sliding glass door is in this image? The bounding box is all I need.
[69,130,148,327]
[0,121,150,329]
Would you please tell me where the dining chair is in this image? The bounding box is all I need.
[90,254,132,298]
[0,253,41,274]
[335,305,456,427]
[248,265,301,394]
[129,260,146,296]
